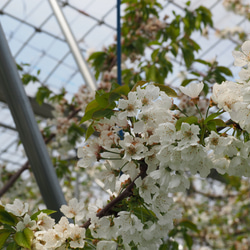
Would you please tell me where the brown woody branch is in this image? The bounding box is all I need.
[82,162,148,229]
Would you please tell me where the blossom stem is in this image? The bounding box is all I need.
[205,105,211,119]
[195,104,203,119]
[173,104,188,117]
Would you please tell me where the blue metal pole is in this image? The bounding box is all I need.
[0,24,66,221]
[117,0,122,86]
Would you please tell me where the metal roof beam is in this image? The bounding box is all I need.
[0,90,54,119]
[48,0,97,92]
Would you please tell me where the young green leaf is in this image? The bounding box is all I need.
[183,233,193,250]
[30,209,56,221]
[153,83,178,97]
[131,81,148,92]
[204,110,224,124]
[0,229,13,249]
[0,206,18,226]
[14,228,34,250]
[176,116,198,131]
[178,220,199,232]
[92,109,114,120]
[6,241,19,250]
[85,121,95,140]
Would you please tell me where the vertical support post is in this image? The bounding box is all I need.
[0,24,66,221]
[117,0,122,86]
[48,0,97,92]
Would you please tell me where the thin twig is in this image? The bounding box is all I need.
[0,161,29,197]
[0,107,82,197]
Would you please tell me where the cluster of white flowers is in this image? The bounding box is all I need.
[1,198,87,249]
[223,0,250,19]
[3,38,250,249]
[212,40,250,132]
[215,26,245,40]
[76,76,250,247]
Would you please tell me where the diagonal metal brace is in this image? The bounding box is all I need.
[0,24,66,221]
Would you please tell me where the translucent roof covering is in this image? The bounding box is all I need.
[0,0,249,170]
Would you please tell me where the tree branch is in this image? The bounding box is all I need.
[82,161,148,229]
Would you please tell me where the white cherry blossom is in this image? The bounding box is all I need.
[179,82,204,98]
[60,198,85,223]
[212,81,242,112]
[232,40,250,67]
[16,214,36,231]
[5,199,29,217]
[37,212,55,231]
[96,241,117,250]
[177,123,200,148]
[68,224,86,249]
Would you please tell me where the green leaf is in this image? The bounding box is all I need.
[216,66,233,76]
[80,100,100,124]
[16,63,23,71]
[160,241,179,250]
[30,209,56,221]
[183,233,193,250]
[111,84,130,96]
[133,207,156,224]
[206,120,217,132]
[181,78,197,87]
[35,86,52,105]
[110,82,121,91]
[88,51,106,61]
[81,110,96,124]
[7,242,19,250]
[182,48,194,68]
[176,116,198,131]
[131,81,148,91]
[170,43,179,57]
[108,92,121,104]
[213,119,226,127]
[84,99,99,114]
[178,220,199,232]
[168,228,179,237]
[206,119,226,132]
[0,206,18,226]
[0,229,13,249]
[205,110,224,124]
[148,41,162,46]
[85,122,95,140]
[95,91,109,107]
[92,109,114,120]
[22,74,39,85]
[195,59,212,66]
[153,83,178,97]
[151,48,160,61]
[14,228,33,250]
[147,65,156,81]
